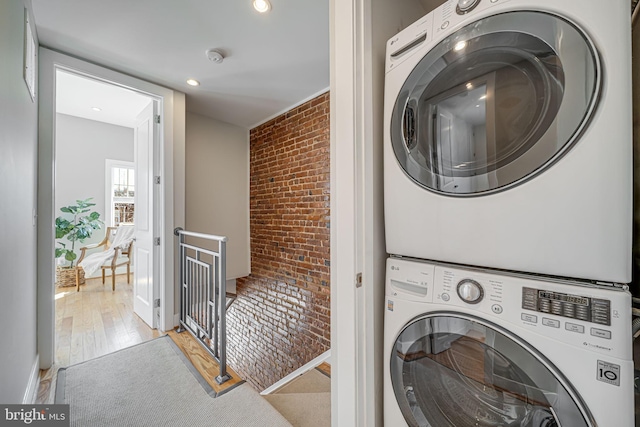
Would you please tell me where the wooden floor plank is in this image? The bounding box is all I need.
[36,275,161,404]
[37,274,242,404]
[316,362,331,378]
[166,329,244,395]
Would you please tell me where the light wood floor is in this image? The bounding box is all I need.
[36,274,241,403]
[37,274,160,403]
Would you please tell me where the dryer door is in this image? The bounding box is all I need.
[391,11,600,196]
[390,314,594,427]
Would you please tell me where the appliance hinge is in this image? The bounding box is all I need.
[154,175,161,184]
[154,237,161,246]
[155,114,161,124]
[356,272,363,288]
[154,298,161,308]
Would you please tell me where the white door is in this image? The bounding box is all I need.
[133,101,157,327]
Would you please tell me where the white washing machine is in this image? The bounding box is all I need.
[383,0,632,282]
[384,257,633,426]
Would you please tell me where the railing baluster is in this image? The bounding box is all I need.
[174,227,230,384]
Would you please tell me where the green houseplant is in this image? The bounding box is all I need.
[55,198,103,287]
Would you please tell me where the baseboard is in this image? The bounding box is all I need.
[22,354,40,404]
[260,350,331,395]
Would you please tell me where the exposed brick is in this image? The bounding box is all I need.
[226,92,331,391]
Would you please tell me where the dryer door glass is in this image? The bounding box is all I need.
[390,314,593,427]
[391,11,599,195]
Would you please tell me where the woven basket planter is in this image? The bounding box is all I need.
[56,266,85,288]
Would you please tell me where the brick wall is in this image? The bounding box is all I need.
[226,92,331,390]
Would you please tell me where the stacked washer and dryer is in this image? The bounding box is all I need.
[382,0,634,426]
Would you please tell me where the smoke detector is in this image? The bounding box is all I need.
[206,49,225,64]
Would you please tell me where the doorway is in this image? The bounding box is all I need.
[53,70,158,365]
[37,47,184,370]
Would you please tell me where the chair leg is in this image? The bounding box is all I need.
[112,268,116,291]
[127,264,130,284]
[102,268,105,285]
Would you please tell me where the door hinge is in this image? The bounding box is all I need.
[155,114,161,124]
[154,176,161,184]
[154,298,161,308]
[356,272,363,288]
[154,237,161,246]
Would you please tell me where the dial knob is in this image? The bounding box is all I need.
[457,0,480,14]
[456,279,484,304]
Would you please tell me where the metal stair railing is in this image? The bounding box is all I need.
[174,227,231,384]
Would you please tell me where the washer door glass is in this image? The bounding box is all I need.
[390,314,593,427]
[391,11,600,195]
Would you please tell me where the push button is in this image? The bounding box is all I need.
[565,322,585,334]
[542,318,560,328]
[521,313,538,323]
[590,328,612,339]
[491,304,503,314]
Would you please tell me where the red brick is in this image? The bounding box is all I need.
[227,92,331,391]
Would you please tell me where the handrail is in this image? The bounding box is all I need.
[174,227,230,384]
[174,227,228,242]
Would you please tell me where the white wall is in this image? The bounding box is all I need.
[55,113,134,262]
[0,0,40,403]
[185,112,250,280]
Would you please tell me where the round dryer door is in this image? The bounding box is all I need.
[390,314,594,427]
[391,11,600,196]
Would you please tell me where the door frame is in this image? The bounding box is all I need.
[37,47,184,369]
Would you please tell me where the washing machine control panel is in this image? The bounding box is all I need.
[522,287,611,326]
[386,258,632,359]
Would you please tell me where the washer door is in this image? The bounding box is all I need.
[391,11,600,196]
[390,314,594,427]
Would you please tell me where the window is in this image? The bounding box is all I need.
[106,160,135,226]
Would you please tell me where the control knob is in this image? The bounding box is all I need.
[457,0,481,14]
[457,279,484,304]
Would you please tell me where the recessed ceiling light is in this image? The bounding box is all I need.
[91,107,102,112]
[186,79,200,87]
[253,0,271,13]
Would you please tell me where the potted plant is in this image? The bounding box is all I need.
[55,198,103,287]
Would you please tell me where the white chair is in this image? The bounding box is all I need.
[78,225,134,291]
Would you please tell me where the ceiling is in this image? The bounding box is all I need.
[32,0,330,129]
[56,71,153,128]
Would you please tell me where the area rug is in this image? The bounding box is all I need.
[55,335,292,427]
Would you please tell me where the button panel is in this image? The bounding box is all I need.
[522,287,611,326]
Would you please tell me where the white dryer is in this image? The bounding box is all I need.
[383,0,632,282]
[384,257,633,427]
